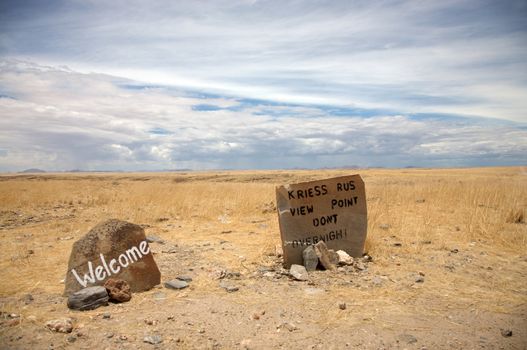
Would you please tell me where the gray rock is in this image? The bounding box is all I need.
[67,286,109,311]
[164,280,189,290]
[219,281,239,292]
[143,335,163,345]
[146,235,165,244]
[314,241,337,270]
[176,275,193,282]
[500,329,513,337]
[45,318,73,333]
[398,333,417,344]
[372,276,383,286]
[415,276,425,283]
[102,312,111,319]
[302,246,318,271]
[289,264,309,281]
[379,224,390,230]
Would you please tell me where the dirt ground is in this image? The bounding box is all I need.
[0,168,526,349]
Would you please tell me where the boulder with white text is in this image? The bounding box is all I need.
[64,219,161,296]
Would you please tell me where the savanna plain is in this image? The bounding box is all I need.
[0,167,526,349]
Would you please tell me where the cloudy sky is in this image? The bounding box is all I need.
[1,0,526,171]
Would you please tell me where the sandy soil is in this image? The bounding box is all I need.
[0,168,526,349]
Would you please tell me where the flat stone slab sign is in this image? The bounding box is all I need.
[64,219,161,296]
[276,174,367,268]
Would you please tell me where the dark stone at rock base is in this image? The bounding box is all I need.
[67,286,109,311]
[164,280,189,290]
[104,278,132,302]
[302,246,318,271]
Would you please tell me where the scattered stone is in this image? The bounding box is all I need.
[143,335,163,345]
[144,318,158,326]
[336,250,354,266]
[362,254,373,262]
[27,315,37,322]
[302,246,319,271]
[64,219,161,296]
[21,294,34,304]
[221,230,232,234]
[102,312,111,319]
[119,335,128,341]
[393,242,402,247]
[500,329,513,337]
[219,281,239,292]
[338,302,347,310]
[379,224,390,230]
[398,333,418,344]
[45,318,73,333]
[415,275,425,283]
[6,318,20,327]
[164,280,189,290]
[105,332,114,339]
[355,261,366,271]
[289,264,309,281]
[277,321,298,332]
[314,241,337,270]
[146,235,165,244]
[372,276,383,285]
[104,278,132,303]
[161,247,178,254]
[451,248,459,254]
[416,199,426,203]
[67,286,109,311]
[420,240,432,245]
[153,291,166,300]
[67,336,77,343]
[176,275,193,282]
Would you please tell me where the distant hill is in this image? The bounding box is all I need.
[19,168,46,173]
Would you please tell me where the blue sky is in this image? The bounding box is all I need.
[0,0,526,171]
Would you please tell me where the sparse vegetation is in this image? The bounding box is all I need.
[0,167,526,348]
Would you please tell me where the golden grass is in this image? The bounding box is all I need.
[0,167,526,317]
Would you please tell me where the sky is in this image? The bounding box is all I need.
[0,0,526,171]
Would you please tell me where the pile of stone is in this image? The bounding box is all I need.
[289,241,369,281]
[67,278,132,311]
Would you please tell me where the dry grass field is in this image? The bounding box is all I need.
[0,167,526,349]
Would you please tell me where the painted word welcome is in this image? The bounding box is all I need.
[71,240,150,288]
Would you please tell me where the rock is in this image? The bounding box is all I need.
[46,318,73,333]
[338,302,347,310]
[164,280,189,290]
[372,276,383,285]
[176,275,193,282]
[67,286,109,311]
[289,264,309,281]
[67,335,77,343]
[277,322,298,332]
[302,246,318,271]
[355,261,366,271]
[398,333,417,344]
[219,281,239,292]
[336,250,354,266]
[416,198,426,203]
[313,241,337,270]
[500,329,513,337]
[379,224,390,230]
[451,248,459,253]
[104,278,132,303]
[102,312,111,319]
[26,315,37,322]
[64,219,161,296]
[146,235,165,244]
[143,335,163,345]
[415,275,425,283]
[22,294,34,304]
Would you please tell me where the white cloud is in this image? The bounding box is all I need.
[1,1,526,122]
[0,60,525,171]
